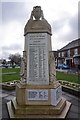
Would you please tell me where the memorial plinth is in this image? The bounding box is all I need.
[7,6,71,118]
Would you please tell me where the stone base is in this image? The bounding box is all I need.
[16,82,62,106]
[7,97,71,118]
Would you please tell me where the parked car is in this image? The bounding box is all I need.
[2,64,9,68]
[56,64,70,69]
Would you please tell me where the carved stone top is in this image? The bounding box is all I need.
[31,6,44,20]
[24,6,52,36]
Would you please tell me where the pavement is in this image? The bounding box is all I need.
[0,88,80,119]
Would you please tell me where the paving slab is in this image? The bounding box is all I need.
[66,111,79,118]
[71,99,80,106]
[2,98,10,119]
[70,105,79,113]
[62,94,73,101]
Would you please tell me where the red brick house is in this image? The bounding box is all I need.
[56,38,80,69]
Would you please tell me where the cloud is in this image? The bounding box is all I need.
[51,13,78,50]
[2,43,22,51]
[1,0,79,58]
[1,20,24,58]
[2,21,24,46]
[2,2,27,23]
[2,43,23,58]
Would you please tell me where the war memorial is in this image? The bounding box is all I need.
[7,6,71,118]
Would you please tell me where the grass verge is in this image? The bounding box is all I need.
[0,68,20,83]
[0,68,80,85]
[56,71,80,84]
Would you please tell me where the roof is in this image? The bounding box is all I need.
[58,38,80,51]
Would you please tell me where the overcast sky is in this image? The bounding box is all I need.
[0,0,79,59]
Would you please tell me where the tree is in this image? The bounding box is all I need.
[2,59,6,65]
[9,53,21,67]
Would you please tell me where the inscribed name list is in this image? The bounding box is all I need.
[27,33,49,84]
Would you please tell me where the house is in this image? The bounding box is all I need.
[56,38,80,68]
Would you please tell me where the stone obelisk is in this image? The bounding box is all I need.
[7,6,71,118]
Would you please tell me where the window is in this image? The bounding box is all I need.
[62,52,64,57]
[67,50,70,57]
[74,48,78,55]
[58,52,60,57]
[74,58,79,64]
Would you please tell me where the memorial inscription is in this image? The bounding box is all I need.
[27,90,48,100]
[27,33,49,84]
[51,86,62,106]
[56,86,62,101]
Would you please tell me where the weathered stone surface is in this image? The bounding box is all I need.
[10,97,66,115]
[7,6,71,118]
